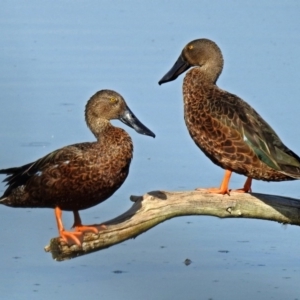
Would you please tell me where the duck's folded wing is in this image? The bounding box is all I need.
[216,92,300,177]
[0,144,89,197]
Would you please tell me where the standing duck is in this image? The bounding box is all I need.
[0,90,155,245]
[159,38,300,195]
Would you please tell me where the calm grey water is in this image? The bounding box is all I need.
[0,1,300,299]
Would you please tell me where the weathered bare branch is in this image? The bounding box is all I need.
[44,190,300,261]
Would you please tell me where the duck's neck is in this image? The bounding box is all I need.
[87,119,113,141]
[185,65,222,87]
[205,61,223,84]
[187,56,223,85]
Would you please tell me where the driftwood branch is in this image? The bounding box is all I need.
[44,190,300,261]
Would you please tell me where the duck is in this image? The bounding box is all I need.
[0,89,155,245]
[159,38,300,195]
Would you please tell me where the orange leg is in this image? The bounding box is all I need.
[232,177,252,193]
[208,169,232,195]
[72,211,106,233]
[196,170,232,195]
[55,207,83,246]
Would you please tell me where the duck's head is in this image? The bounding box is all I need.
[158,38,224,85]
[85,90,155,138]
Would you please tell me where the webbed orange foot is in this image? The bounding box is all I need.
[88,224,107,231]
[55,207,84,246]
[73,224,107,234]
[74,225,98,234]
[196,170,232,196]
[231,177,252,193]
[231,187,252,193]
[207,187,230,195]
[196,187,230,195]
[59,230,83,246]
[72,211,107,234]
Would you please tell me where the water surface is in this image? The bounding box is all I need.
[0,1,300,299]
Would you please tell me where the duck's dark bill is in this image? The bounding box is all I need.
[120,106,155,138]
[158,55,190,85]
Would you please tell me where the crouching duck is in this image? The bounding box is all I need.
[159,38,300,195]
[0,90,155,245]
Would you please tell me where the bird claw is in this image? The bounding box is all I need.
[73,223,107,234]
[231,187,252,193]
[196,187,230,196]
[59,230,83,246]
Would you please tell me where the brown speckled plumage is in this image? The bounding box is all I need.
[0,89,155,245]
[159,38,300,193]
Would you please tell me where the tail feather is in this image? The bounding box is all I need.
[0,162,35,198]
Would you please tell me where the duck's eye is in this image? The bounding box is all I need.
[109,97,118,103]
[188,45,194,50]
